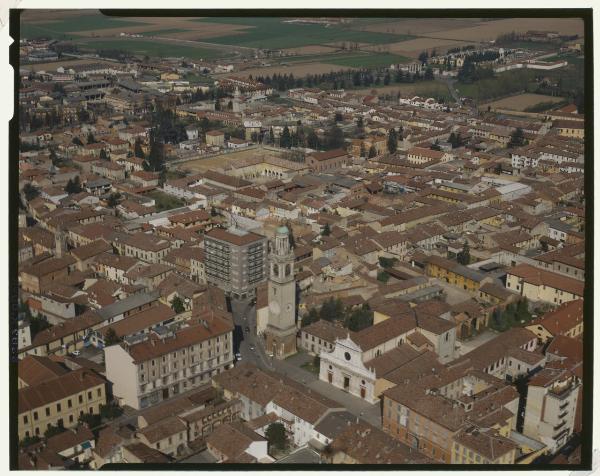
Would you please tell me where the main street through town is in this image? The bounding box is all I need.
[230,297,382,428]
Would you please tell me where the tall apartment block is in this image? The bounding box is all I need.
[204,227,268,300]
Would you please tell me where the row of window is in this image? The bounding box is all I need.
[23,407,97,437]
[23,389,102,424]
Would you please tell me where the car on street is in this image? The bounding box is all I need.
[245,326,250,333]
[249,345,255,351]
[70,350,81,356]
[235,353,242,361]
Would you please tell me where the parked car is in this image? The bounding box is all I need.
[235,353,242,361]
[245,326,250,333]
[70,350,81,357]
[249,345,255,351]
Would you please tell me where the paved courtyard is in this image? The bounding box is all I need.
[457,328,500,356]
[271,350,382,428]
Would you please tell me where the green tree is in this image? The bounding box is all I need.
[44,422,66,439]
[265,422,288,450]
[280,126,292,149]
[72,136,83,146]
[78,412,101,430]
[86,132,97,144]
[107,192,121,208]
[99,402,124,420]
[307,130,319,149]
[145,131,165,172]
[23,183,40,201]
[19,435,41,448]
[377,271,390,283]
[134,138,145,159]
[368,145,377,159]
[99,148,109,161]
[490,307,503,330]
[322,223,331,236]
[49,149,61,167]
[515,298,532,324]
[104,327,121,346]
[359,142,366,158]
[387,128,398,154]
[302,307,320,327]
[325,124,344,150]
[29,315,51,339]
[320,298,344,322]
[344,304,373,332]
[356,116,364,132]
[457,242,470,265]
[285,221,296,249]
[334,112,343,123]
[508,128,527,148]
[65,176,82,194]
[379,256,398,268]
[171,295,186,314]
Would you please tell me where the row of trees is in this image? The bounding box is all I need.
[301,298,373,332]
[248,64,440,93]
[490,298,533,332]
[273,123,344,151]
[457,57,495,84]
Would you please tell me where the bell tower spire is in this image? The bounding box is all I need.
[264,225,297,359]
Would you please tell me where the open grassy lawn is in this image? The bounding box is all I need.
[195,17,413,49]
[146,190,185,212]
[21,14,145,38]
[300,360,320,375]
[351,80,451,100]
[137,28,190,36]
[77,38,226,60]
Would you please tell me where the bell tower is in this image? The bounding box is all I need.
[265,226,297,359]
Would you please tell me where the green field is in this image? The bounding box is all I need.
[137,28,189,36]
[21,14,146,39]
[78,38,227,60]
[195,17,413,49]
